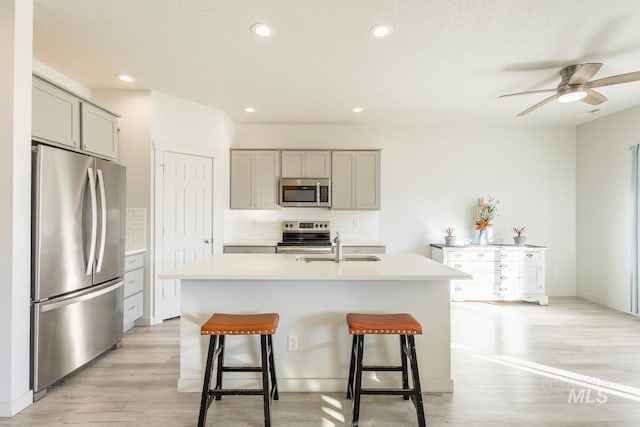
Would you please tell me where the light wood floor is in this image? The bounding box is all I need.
[2,297,640,426]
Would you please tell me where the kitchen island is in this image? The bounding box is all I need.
[161,253,470,393]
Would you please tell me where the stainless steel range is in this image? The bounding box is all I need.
[276,221,332,254]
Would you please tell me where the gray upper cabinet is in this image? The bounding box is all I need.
[281,150,331,178]
[32,76,81,149]
[331,151,381,210]
[230,150,280,209]
[81,103,118,160]
[32,75,119,160]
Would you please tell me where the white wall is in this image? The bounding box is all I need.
[235,124,577,296]
[0,0,34,416]
[576,106,640,312]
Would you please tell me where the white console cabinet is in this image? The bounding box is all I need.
[430,244,548,305]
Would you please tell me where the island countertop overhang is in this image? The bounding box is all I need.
[160,253,472,281]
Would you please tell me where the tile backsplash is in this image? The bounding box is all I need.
[223,208,379,241]
[126,208,147,251]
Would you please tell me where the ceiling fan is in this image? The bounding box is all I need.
[500,63,640,117]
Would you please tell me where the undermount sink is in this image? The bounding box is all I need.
[296,255,381,263]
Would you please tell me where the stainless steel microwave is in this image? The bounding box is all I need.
[279,178,331,207]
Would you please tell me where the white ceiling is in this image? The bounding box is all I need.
[33,0,640,126]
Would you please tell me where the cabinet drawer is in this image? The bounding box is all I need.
[447,261,499,272]
[124,268,144,298]
[125,253,144,272]
[523,251,542,261]
[447,250,497,261]
[123,292,143,325]
[223,246,277,254]
[451,283,495,300]
[498,251,519,261]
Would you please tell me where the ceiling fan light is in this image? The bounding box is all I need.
[557,89,587,103]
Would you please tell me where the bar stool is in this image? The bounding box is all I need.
[346,312,426,427]
[197,313,279,427]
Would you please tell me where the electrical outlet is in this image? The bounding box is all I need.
[288,334,299,351]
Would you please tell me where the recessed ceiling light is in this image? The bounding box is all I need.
[118,74,134,83]
[351,106,364,113]
[244,107,256,113]
[251,22,272,37]
[370,24,392,38]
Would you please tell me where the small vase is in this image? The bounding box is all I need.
[479,228,488,246]
[444,236,456,246]
[475,227,489,246]
[513,236,527,246]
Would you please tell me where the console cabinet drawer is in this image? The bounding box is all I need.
[124,268,144,298]
[123,292,143,325]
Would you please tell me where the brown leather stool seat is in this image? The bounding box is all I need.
[198,313,279,427]
[346,312,426,427]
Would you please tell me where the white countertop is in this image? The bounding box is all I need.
[223,239,278,246]
[160,253,470,281]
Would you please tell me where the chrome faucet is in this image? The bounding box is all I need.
[334,232,343,263]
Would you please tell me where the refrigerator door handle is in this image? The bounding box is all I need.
[96,168,107,272]
[86,168,98,276]
[39,280,124,313]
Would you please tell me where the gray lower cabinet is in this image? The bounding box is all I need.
[331,151,381,210]
[32,75,119,160]
[230,150,280,209]
[123,252,145,331]
[223,245,277,254]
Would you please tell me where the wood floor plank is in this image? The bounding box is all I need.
[1,297,640,426]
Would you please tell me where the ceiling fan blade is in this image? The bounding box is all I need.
[588,71,640,88]
[582,89,608,105]
[568,63,602,84]
[499,88,556,98]
[516,94,557,117]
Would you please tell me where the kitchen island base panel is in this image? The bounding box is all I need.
[180,279,452,393]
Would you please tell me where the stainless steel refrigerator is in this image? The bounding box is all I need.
[31,144,126,398]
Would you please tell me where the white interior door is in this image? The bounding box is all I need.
[161,151,213,319]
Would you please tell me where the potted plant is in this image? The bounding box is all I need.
[444,227,456,246]
[513,226,527,246]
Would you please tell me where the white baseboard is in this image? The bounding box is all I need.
[0,390,33,417]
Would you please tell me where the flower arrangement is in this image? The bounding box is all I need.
[513,226,526,236]
[444,227,455,237]
[475,197,499,230]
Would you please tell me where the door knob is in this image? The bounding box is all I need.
[204,239,212,244]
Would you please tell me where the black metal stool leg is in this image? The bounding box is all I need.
[267,335,279,400]
[346,334,357,399]
[351,335,364,427]
[407,335,426,427]
[400,335,410,400]
[198,335,218,427]
[260,334,272,427]
[214,335,225,401]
